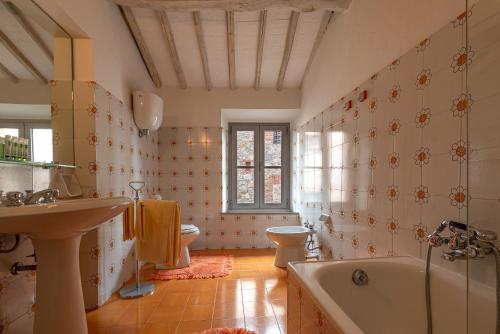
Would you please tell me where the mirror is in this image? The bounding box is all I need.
[0,0,73,166]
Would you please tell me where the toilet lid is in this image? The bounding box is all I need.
[181,224,199,234]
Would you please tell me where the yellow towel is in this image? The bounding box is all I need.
[136,199,182,266]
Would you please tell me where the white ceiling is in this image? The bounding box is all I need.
[0,3,53,81]
[131,7,327,89]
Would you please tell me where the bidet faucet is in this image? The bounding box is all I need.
[427,220,498,261]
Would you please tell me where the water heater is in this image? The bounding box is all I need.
[132,91,164,137]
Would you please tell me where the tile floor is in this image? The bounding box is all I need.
[86,249,287,334]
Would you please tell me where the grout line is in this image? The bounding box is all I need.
[174,282,193,334]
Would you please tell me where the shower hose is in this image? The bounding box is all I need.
[425,245,500,334]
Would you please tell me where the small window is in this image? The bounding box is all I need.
[228,123,290,210]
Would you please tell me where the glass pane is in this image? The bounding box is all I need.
[32,128,53,162]
[264,168,281,203]
[236,130,254,166]
[236,168,254,204]
[0,128,19,137]
[264,130,282,166]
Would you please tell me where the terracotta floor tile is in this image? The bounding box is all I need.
[107,325,143,334]
[87,249,285,333]
[237,263,259,271]
[270,300,287,317]
[245,316,281,334]
[221,271,241,279]
[163,280,193,293]
[217,279,241,291]
[238,270,262,279]
[182,304,214,321]
[116,304,156,326]
[159,292,190,307]
[87,324,109,334]
[212,317,246,329]
[215,290,243,304]
[141,322,179,334]
[241,279,265,290]
[191,279,218,292]
[188,291,216,305]
[213,302,244,320]
[176,320,212,333]
[243,301,274,318]
[242,288,268,303]
[147,307,184,324]
[87,310,124,328]
[267,286,287,301]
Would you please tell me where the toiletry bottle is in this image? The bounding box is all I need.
[13,137,19,160]
[20,138,25,161]
[24,138,29,161]
[0,137,4,160]
[4,135,11,160]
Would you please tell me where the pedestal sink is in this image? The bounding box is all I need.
[0,197,131,334]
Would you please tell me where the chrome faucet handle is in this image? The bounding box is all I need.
[470,226,497,242]
[5,191,25,207]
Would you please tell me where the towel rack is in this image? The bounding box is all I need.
[119,181,156,299]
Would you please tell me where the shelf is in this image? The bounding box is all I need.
[0,159,79,169]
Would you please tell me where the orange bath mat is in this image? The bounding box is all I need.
[197,329,255,334]
[151,254,233,280]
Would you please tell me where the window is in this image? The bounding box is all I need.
[229,123,290,210]
[0,121,52,162]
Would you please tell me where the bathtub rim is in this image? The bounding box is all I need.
[287,256,423,334]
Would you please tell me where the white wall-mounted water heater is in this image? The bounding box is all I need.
[132,91,164,137]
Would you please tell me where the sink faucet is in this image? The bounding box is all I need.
[427,220,498,261]
[5,189,59,207]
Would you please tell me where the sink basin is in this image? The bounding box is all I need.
[0,197,131,334]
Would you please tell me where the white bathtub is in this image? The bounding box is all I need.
[288,257,495,334]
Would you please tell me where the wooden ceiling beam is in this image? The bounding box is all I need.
[301,10,333,86]
[193,11,212,91]
[276,11,299,91]
[2,1,53,62]
[112,0,351,12]
[0,29,48,84]
[120,6,162,88]
[254,10,267,90]
[226,11,236,90]
[156,10,187,89]
[0,61,19,83]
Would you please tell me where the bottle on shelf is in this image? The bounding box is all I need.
[0,137,4,160]
[4,135,12,160]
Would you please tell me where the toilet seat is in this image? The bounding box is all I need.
[181,224,199,235]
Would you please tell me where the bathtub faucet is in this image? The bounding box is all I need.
[427,220,498,261]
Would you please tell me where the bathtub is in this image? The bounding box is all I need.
[287,257,495,334]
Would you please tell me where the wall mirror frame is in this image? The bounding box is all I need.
[0,0,74,168]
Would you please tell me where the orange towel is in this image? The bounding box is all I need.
[136,200,182,266]
[122,203,135,241]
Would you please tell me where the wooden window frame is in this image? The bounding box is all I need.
[228,123,290,211]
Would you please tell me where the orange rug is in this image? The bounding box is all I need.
[197,329,255,334]
[151,254,233,280]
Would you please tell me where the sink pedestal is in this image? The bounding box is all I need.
[0,197,132,333]
[33,235,87,334]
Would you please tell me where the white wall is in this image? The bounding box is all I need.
[159,87,301,127]
[297,0,468,125]
[35,0,156,104]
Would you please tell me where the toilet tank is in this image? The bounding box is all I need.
[132,91,163,131]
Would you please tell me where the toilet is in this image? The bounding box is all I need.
[266,226,312,267]
[155,224,200,269]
